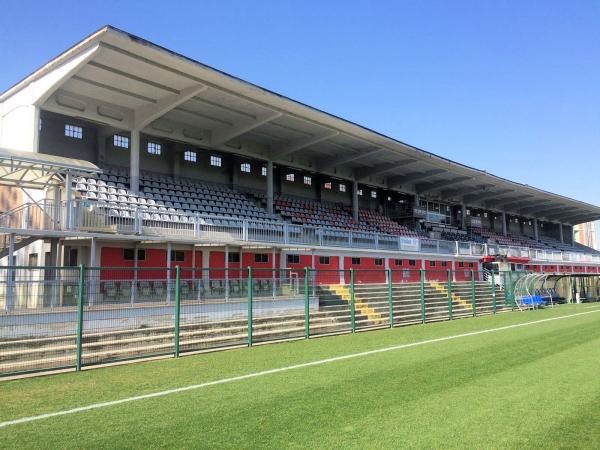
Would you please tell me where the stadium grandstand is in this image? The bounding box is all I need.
[1,25,600,375]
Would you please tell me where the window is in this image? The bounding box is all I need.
[228,253,240,263]
[468,262,474,268]
[371,190,377,199]
[254,253,269,263]
[458,262,465,268]
[65,124,82,139]
[240,162,251,173]
[123,249,146,261]
[184,150,197,162]
[430,261,436,267]
[324,182,332,190]
[261,166,267,177]
[286,173,295,182]
[113,134,129,148]
[303,176,312,186]
[147,142,161,155]
[441,261,448,267]
[28,253,38,266]
[394,259,403,266]
[170,251,185,262]
[374,258,383,266]
[408,260,416,267]
[339,183,346,193]
[319,256,330,265]
[351,257,361,265]
[357,189,363,196]
[287,254,300,264]
[68,249,78,266]
[403,270,410,279]
[210,155,222,167]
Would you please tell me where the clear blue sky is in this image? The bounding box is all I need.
[1,0,599,207]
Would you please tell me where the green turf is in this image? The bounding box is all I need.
[2,305,600,449]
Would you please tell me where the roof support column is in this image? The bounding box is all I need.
[559,223,564,243]
[5,233,15,311]
[130,129,140,194]
[533,219,539,242]
[502,212,507,236]
[461,204,467,229]
[266,160,274,215]
[352,180,359,222]
[65,172,73,230]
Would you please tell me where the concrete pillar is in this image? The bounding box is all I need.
[272,247,276,297]
[559,223,564,243]
[384,257,390,284]
[502,212,507,236]
[131,242,139,304]
[533,219,539,242]
[130,129,140,194]
[352,180,359,222]
[224,245,229,301]
[89,237,97,306]
[266,160,274,215]
[65,172,73,230]
[339,254,345,285]
[461,204,467,229]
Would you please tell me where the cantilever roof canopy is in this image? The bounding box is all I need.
[2,25,599,224]
[0,147,100,189]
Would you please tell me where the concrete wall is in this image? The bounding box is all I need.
[38,111,97,162]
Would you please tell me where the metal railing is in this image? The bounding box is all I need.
[1,200,599,264]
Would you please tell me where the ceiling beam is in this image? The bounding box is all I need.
[441,184,494,199]
[546,210,594,221]
[134,84,208,129]
[502,198,553,211]
[355,159,417,180]
[316,147,386,171]
[210,110,282,146]
[416,176,471,194]
[462,188,514,204]
[484,194,533,209]
[269,129,339,159]
[387,169,447,188]
[518,204,577,216]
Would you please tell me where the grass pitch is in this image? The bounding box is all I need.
[2,305,600,449]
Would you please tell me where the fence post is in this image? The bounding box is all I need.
[447,270,453,320]
[491,270,497,314]
[350,268,356,333]
[387,268,393,328]
[76,264,85,372]
[471,270,476,317]
[508,271,515,310]
[420,268,426,323]
[304,267,310,338]
[247,267,253,346]
[174,265,181,357]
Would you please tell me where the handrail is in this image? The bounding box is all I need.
[2,200,599,264]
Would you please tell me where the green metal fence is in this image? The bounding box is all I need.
[0,266,543,377]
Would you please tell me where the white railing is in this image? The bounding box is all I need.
[2,200,599,264]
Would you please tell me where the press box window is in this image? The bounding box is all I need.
[254,253,269,263]
[113,134,129,148]
[374,258,383,266]
[351,257,361,265]
[324,182,332,190]
[240,163,251,173]
[261,167,267,176]
[170,251,185,262]
[303,176,312,186]
[339,184,346,193]
[147,142,161,155]
[371,191,377,199]
[65,124,82,139]
[319,256,330,265]
[287,254,300,264]
[210,155,222,167]
[184,150,197,162]
[123,249,146,261]
[286,173,295,182]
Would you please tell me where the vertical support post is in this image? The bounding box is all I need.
[350,268,356,333]
[447,269,453,320]
[508,271,514,310]
[174,266,181,357]
[5,233,15,311]
[387,268,393,328]
[131,242,138,305]
[266,160,274,215]
[76,264,85,371]
[352,180,359,222]
[271,247,276,298]
[130,129,140,194]
[470,270,476,316]
[491,270,497,314]
[304,267,310,338]
[65,172,73,230]
[247,267,253,346]
[420,268,426,323]
[224,245,229,301]
[89,238,97,306]
[502,212,507,236]
[166,242,172,303]
[533,218,539,242]
[559,222,564,243]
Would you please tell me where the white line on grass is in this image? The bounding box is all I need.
[2,307,600,429]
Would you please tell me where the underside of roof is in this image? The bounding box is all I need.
[0,147,100,189]
[1,25,598,224]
